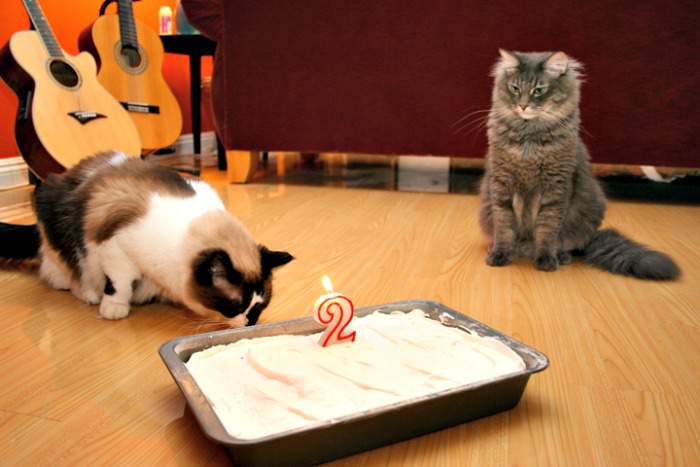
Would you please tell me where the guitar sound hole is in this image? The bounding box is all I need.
[120,46,142,68]
[49,60,79,88]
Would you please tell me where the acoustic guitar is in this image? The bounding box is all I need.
[80,0,182,153]
[0,0,142,180]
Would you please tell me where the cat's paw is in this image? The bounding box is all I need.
[83,289,102,305]
[70,284,102,305]
[535,254,559,272]
[39,260,71,290]
[557,251,573,265]
[486,248,514,267]
[99,298,130,320]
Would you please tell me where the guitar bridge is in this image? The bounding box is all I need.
[67,111,107,124]
[121,102,161,114]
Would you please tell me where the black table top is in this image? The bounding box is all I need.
[160,34,216,56]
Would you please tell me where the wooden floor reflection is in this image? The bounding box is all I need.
[254,152,700,202]
[255,152,484,194]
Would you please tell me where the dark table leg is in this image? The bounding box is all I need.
[190,53,202,155]
[217,136,226,170]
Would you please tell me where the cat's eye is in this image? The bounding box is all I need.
[508,84,521,95]
[532,86,547,96]
[210,265,225,277]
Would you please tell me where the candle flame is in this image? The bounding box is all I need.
[322,275,333,292]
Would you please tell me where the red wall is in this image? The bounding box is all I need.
[0,0,213,158]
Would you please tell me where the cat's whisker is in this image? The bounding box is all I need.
[459,110,506,137]
[462,120,489,138]
[452,114,490,135]
[193,316,237,331]
[579,124,593,138]
[453,106,492,118]
[451,109,492,128]
[451,116,491,134]
[539,109,583,136]
[453,107,511,138]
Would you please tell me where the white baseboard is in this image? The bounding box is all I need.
[397,156,450,193]
[0,184,33,222]
[0,156,32,221]
[0,157,29,190]
[169,131,219,168]
[174,131,218,156]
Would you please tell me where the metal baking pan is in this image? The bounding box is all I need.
[159,300,549,466]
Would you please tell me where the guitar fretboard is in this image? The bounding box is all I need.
[117,0,139,49]
[23,0,63,58]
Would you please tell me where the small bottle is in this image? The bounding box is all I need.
[159,6,173,35]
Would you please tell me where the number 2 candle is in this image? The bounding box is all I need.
[313,276,356,347]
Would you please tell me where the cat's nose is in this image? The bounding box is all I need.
[519,104,528,110]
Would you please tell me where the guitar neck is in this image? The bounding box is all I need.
[117,0,139,49]
[22,0,63,58]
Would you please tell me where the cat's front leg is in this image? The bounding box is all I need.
[486,187,517,267]
[97,240,140,320]
[533,198,568,272]
[70,248,104,305]
[39,253,71,291]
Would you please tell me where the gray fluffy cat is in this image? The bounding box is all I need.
[478,50,680,280]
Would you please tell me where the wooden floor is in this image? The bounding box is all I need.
[1,168,699,466]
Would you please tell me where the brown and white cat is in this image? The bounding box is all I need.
[0,152,293,326]
[478,50,679,280]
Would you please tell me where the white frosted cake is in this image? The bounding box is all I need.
[186,310,526,439]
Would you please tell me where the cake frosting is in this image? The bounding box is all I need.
[186,309,526,439]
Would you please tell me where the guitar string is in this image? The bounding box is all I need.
[27,0,84,112]
[120,0,139,113]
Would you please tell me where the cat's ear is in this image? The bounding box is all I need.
[498,49,519,68]
[492,49,519,77]
[545,51,569,77]
[260,246,294,272]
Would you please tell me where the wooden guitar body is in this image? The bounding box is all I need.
[0,30,141,179]
[80,14,182,153]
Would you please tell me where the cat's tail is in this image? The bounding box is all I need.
[582,228,680,280]
[0,222,40,262]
